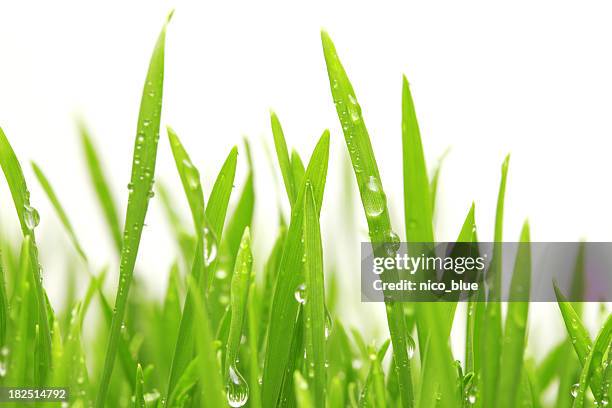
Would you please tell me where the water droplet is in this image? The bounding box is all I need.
[148,190,155,198]
[467,392,476,405]
[226,365,249,407]
[127,183,134,193]
[23,204,40,230]
[203,226,218,267]
[1,347,10,357]
[406,334,416,359]
[143,119,151,127]
[362,176,386,218]
[570,383,579,398]
[294,283,306,304]
[324,306,333,338]
[216,269,228,280]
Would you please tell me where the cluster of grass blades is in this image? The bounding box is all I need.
[0,11,610,408]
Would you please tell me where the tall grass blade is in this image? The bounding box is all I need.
[430,147,450,216]
[0,127,52,383]
[78,121,123,253]
[498,221,531,408]
[481,154,509,408]
[96,12,171,406]
[0,251,7,347]
[167,126,205,231]
[271,111,296,206]
[572,314,612,407]
[303,183,326,406]
[291,150,306,189]
[31,162,88,262]
[134,364,145,408]
[321,30,415,408]
[224,228,253,407]
[261,131,330,408]
[294,371,314,408]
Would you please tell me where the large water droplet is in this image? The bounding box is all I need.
[362,176,386,218]
[406,334,416,359]
[294,283,307,304]
[23,204,40,230]
[203,226,218,267]
[226,365,249,407]
[570,383,579,398]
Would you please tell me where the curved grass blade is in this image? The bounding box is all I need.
[167,147,238,395]
[167,126,205,231]
[271,111,296,206]
[247,282,263,408]
[261,131,330,408]
[134,364,145,408]
[359,340,390,408]
[96,12,171,406]
[78,120,123,253]
[302,182,326,406]
[31,161,88,262]
[572,313,612,407]
[224,228,252,382]
[481,154,510,408]
[498,221,531,408]
[167,356,199,407]
[321,30,415,408]
[0,251,7,347]
[0,127,52,383]
[554,283,603,398]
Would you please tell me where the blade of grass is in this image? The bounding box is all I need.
[224,228,252,408]
[291,150,306,189]
[261,131,330,408]
[572,313,612,408]
[134,364,145,408]
[321,30,415,408]
[78,120,123,253]
[481,154,510,408]
[247,282,263,408]
[31,162,88,262]
[167,126,205,231]
[271,111,296,206]
[302,182,326,406]
[188,275,226,408]
[0,250,7,347]
[167,146,238,395]
[0,127,52,384]
[294,371,314,408]
[96,12,171,406]
[498,221,531,408]
[554,283,603,399]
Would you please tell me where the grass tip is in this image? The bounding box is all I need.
[166,9,175,23]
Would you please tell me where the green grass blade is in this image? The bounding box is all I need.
[481,154,510,408]
[321,30,415,408]
[271,111,296,206]
[302,182,326,406]
[78,120,123,253]
[224,228,252,377]
[261,131,330,408]
[572,313,612,407]
[167,356,199,407]
[248,282,263,408]
[0,127,52,383]
[134,364,145,408]
[188,276,226,408]
[167,125,205,231]
[96,12,171,406]
[554,283,603,398]
[291,150,306,190]
[498,221,531,408]
[31,162,88,262]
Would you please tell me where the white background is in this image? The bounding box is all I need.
[1,1,611,355]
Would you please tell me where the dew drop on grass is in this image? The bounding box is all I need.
[406,334,416,359]
[294,283,307,304]
[203,226,218,267]
[226,364,249,407]
[467,390,476,405]
[362,176,386,218]
[324,306,333,338]
[23,204,40,230]
[570,383,579,398]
